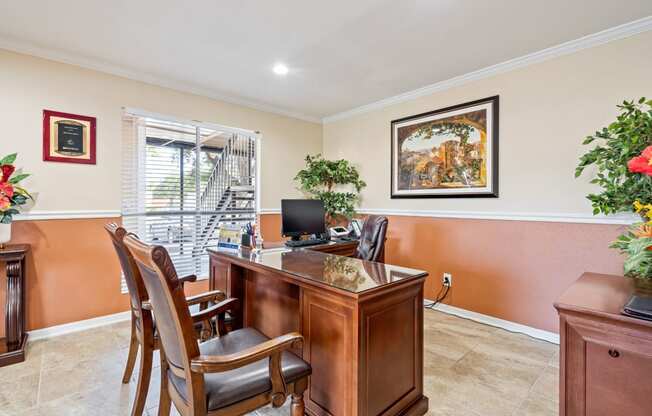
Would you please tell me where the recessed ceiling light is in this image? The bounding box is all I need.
[272,63,289,76]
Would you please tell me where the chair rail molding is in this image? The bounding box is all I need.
[260,207,635,225]
[13,210,121,221]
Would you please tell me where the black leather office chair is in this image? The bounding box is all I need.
[355,215,388,263]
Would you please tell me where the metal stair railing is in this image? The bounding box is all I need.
[194,133,256,254]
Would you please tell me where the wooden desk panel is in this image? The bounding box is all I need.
[208,246,428,416]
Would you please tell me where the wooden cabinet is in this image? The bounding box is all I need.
[555,273,652,416]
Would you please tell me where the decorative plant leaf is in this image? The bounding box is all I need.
[13,185,34,200]
[0,153,17,165]
[8,173,29,184]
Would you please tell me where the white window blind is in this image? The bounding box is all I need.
[121,112,258,289]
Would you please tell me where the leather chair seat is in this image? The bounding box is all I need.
[169,328,311,411]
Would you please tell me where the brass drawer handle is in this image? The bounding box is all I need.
[608,349,620,358]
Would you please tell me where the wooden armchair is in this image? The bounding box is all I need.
[123,233,311,416]
[105,223,227,416]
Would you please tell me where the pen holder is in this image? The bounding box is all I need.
[241,233,252,248]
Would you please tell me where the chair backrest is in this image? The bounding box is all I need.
[355,215,388,262]
[104,223,147,312]
[123,234,200,375]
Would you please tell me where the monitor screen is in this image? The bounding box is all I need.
[281,199,326,237]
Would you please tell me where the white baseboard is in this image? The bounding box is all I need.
[426,300,560,344]
[26,301,559,345]
[28,311,131,341]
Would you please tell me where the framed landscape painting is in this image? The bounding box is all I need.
[391,96,499,198]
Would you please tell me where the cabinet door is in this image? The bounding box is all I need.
[563,315,652,416]
[585,340,652,415]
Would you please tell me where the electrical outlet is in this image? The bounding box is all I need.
[442,273,452,287]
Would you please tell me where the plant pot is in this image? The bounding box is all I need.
[632,277,652,298]
[0,222,11,248]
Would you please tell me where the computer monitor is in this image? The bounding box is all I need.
[281,199,326,241]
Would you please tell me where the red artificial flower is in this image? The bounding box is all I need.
[0,182,14,199]
[643,145,652,160]
[0,196,9,210]
[0,164,14,183]
[628,146,652,176]
[628,156,652,175]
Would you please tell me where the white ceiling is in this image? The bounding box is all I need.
[1,1,651,122]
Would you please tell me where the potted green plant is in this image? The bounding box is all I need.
[294,154,366,224]
[576,98,652,281]
[0,153,33,248]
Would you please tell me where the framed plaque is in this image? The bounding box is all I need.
[43,110,96,164]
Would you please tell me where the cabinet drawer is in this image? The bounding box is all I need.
[563,315,652,416]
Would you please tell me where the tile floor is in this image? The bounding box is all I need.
[0,310,558,415]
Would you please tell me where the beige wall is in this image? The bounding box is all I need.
[0,49,322,212]
[322,31,652,216]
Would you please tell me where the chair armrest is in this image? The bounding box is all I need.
[178,274,198,285]
[190,332,303,373]
[186,290,226,306]
[190,297,239,325]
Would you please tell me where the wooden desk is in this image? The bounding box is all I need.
[208,246,428,416]
[0,244,29,367]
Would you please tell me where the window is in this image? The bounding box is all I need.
[121,111,258,287]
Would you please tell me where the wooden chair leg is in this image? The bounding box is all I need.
[158,348,171,416]
[290,388,306,416]
[131,335,154,416]
[122,314,139,384]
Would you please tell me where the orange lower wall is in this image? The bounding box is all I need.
[0,218,208,334]
[259,213,625,333]
[0,214,625,335]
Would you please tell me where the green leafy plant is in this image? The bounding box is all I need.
[294,154,366,222]
[575,98,652,216]
[611,221,652,279]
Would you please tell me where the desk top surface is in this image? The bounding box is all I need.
[555,272,652,329]
[208,246,427,294]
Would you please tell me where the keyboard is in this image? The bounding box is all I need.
[285,238,329,248]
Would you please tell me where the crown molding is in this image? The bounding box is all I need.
[0,37,321,124]
[322,16,652,123]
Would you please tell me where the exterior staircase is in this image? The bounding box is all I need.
[193,134,256,255]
